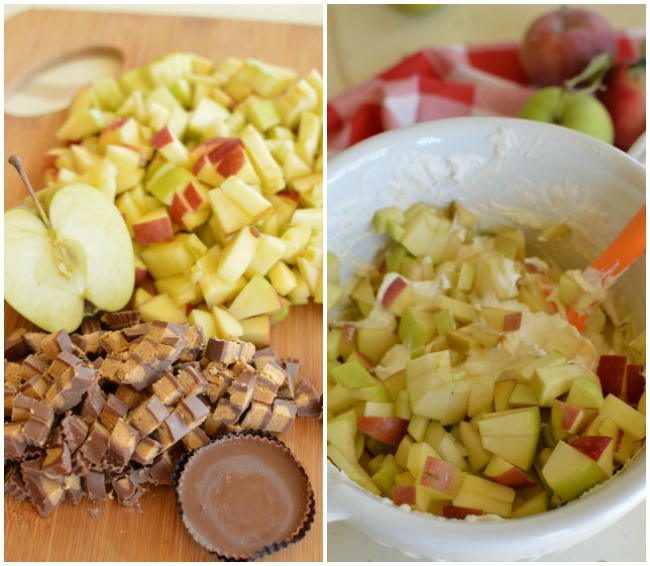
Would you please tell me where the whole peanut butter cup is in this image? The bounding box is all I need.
[174,430,315,561]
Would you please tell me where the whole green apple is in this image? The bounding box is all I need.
[518,87,614,144]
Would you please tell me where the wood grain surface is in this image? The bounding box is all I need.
[4,9,323,562]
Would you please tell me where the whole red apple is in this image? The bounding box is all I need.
[598,61,646,151]
[519,7,617,86]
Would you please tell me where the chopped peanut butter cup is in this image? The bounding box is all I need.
[174,430,315,561]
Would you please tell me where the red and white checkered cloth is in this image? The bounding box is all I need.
[327,32,645,154]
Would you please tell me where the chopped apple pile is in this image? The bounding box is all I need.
[40,52,323,344]
[327,200,646,519]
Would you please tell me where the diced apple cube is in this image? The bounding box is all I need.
[228,274,281,320]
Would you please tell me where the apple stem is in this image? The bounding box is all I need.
[8,155,52,229]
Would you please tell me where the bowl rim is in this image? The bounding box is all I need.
[328,116,647,187]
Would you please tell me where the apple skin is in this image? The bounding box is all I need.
[357,415,410,447]
[519,87,614,144]
[519,7,617,87]
[598,62,646,151]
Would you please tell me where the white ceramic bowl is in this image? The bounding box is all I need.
[327,117,646,562]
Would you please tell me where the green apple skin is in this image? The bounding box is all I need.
[519,87,614,144]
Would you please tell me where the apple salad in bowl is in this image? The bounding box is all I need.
[326,117,645,560]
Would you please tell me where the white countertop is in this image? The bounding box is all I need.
[327,4,646,562]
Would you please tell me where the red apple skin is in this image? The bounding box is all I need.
[277,189,301,203]
[381,277,408,308]
[443,505,484,520]
[487,466,536,488]
[625,364,646,406]
[519,8,617,86]
[134,266,149,287]
[150,127,175,149]
[420,456,460,495]
[392,484,416,507]
[503,311,523,332]
[570,435,612,462]
[598,63,646,151]
[596,355,627,397]
[207,138,245,177]
[169,193,191,226]
[357,416,410,447]
[133,217,175,245]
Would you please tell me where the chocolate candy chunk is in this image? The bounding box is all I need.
[238,341,256,362]
[253,346,280,369]
[23,400,56,448]
[12,392,47,422]
[61,412,89,452]
[177,325,205,363]
[241,401,273,430]
[42,444,73,477]
[102,310,141,330]
[122,323,150,342]
[117,355,161,391]
[5,466,30,501]
[182,427,211,451]
[19,373,53,401]
[5,328,28,361]
[127,395,169,436]
[228,371,257,412]
[211,398,241,428]
[81,316,102,335]
[46,350,83,379]
[45,365,98,414]
[21,354,49,381]
[63,473,84,505]
[71,331,105,356]
[205,338,241,365]
[80,385,105,422]
[253,363,286,404]
[40,330,74,361]
[148,452,175,485]
[176,364,208,397]
[294,381,321,417]
[202,414,227,438]
[100,331,130,355]
[114,384,143,409]
[4,385,16,419]
[107,419,140,468]
[176,395,210,429]
[21,458,66,517]
[99,394,129,430]
[99,353,128,381]
[112,474,143,507]
[175,431,315,561]
[157,412,190,450]
[202,363,233,402]
[265,399,297,434]
[23,332,48,353]
[151,371,185,406]
[80,421,110,466]
[277,359,300,399]
[5,361,23,389]
[5,423,27,460]
[85,470,107,501]
[132,437,162,466]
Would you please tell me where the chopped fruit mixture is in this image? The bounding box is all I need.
[327,200,645,519]
[14,52,322,343]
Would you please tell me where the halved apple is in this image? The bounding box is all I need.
[5,180,134,333]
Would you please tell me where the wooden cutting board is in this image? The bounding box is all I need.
[4,9,323,562]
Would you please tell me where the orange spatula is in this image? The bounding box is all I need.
[566,203,646,333]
